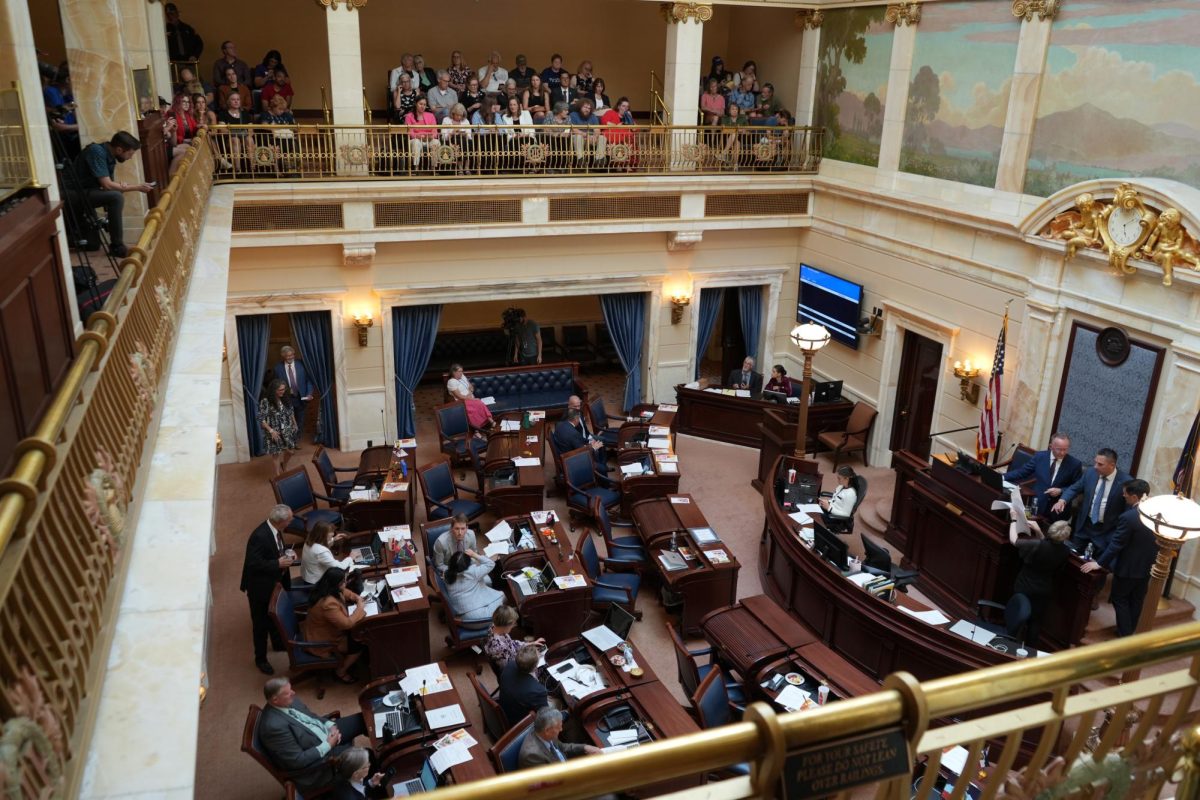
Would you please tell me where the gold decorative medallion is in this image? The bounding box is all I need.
[316,0,366,9]
[1012,0,1058,21]
[253,145,277,167]
[1097,183,1156,274]
[523,142,549,164]
[83,448,129,561]
[885,2,921,26]
[753,140,778,162]
[155,278,177,329]
[434,144,460,165]
[127,340,159,406]
[609,143,633,164]
[795,9,824,30]
[660,2,713,23]
[339,143,372,166]
[679,142,706,163]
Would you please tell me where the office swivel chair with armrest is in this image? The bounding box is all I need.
[975,594,1033,653]
[859,534,919,593]
[824,475,867,535]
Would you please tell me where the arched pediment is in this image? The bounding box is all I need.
[1018,178,1200,286]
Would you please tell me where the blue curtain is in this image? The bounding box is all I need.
[600,293,647,411]
[290,311,338,448]
[694,287,722,379]
[236,314,271,457]
[392,304,443,437]
[738,284,763,362]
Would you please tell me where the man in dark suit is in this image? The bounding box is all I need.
[1082,479,1158,637]
[518,706,601,769]
[553,408,608,473]
[241,504,296,674]
[258,677,367,794]
[1052,447,1131,554]
[727,356,763,396]
[499,644,550,725]
[273,345,315,440]
[1004,432,1083,519]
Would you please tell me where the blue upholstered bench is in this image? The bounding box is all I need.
[442,361,587,414]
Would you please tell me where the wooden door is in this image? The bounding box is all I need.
[889,331,942,459]
[719,288,747,380]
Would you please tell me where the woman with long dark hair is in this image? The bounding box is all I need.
[443,551,503,622]
[303,567,366,683]
[257,377,297,475]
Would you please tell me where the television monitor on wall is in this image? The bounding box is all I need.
[797,264,864,350]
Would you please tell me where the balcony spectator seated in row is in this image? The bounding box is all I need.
[260,66,293,113]
[426,70,458,121]
[728,75,757,120]
[68,131,154,259]
[541,53,567,91]
[388,52,419,95]
[440,104,473,171]
[414,54,438,93]
[479,50,508,93]
[253,50,285,89]
[262,93,296,126]
[211,40,251,92]
[705,55,735,95]
[216,91,251,167]
[749,82,782,119]
[218,65,252,112]
[448,50,472,93]
[497,79,522,114]
[194,93,216,128]
[574,61,597,94]
[586,78,610,113]
[392,73,420,122]
[523,74,550,122]
[510,53,536,89]
[164,3,203,63]
[404,97,439,170]
[550,70,576,110]
[569,99,603,165]
[461,75,485,119]
[175,65,213,105]
[164,93,198,172]
[601,97,635,171]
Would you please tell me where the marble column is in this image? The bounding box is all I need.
[325,1,365,125]
[59,0,149,234]
[793,12,822,128]
[661,2,709,126]
[145,0,172,101]
[876,9,918,173]
[1006,296,1064,447]
[994,10,1054,194]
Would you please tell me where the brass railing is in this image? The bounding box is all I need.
[432,622,1200,800]
[205,122,822,181]
[0,84,34,201]
[0,132,212,796]
[650,69,670,126]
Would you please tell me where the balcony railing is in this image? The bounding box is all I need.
[0,132,212,797]
[0,84,34,201]
[206,122,822,181]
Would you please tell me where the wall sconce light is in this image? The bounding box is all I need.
[352,312,373,347]
[953,360,982,404]
[670,294,691,324]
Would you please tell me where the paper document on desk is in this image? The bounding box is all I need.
[499,419,520,432]
[648,425,671,437]
[382,481,408,494]
[683,382,700,390]
[703,387,721,393]
[484,540,511,558]
[949,619,997,645]
[658,403,678,412]
[775,684,812,712]
[426,704,467,729]
[608,729,640,745]
[529,410,546,421]
[789,511,813,526]
[511,457,541,467]
[530,510,552,524]
[434,729,478,751]
[582,625,623,652]
[526,435,539,444]
[620,462,645,476]
[797,503,824,515]
[397,437,417,448]
[602,743,637,753]
[647,437,671,450]
[734,389,752,397]
[690,527,719,544]
[847,573,878,587]
[561,675,605,699]
[898,606,951,626]
[430,741,472,774]
[385,566,421,587]
[390,586,422,605]
[669,496,690,504]
[349,489,375,502]
[362,600,380,617]
[480,396,496,406]
[485,520,513,542]
[379,525,411,542]
[658,462,678,474]
[554,574,587,589]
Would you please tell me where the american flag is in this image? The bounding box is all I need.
[977,309,1007,462]
[1173,406,1200,499]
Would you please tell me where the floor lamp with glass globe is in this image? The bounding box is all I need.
[791,323,831,458]
[1134,492,1200,636]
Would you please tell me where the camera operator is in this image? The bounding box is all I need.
[68,132,155,258]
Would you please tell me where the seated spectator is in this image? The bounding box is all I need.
[329,748,387,800]
[258,677,367,794]
[500,96,536,170]
[211,40,251,90]
[262,93,296,126]
[733,60,760,95]
[718,102,749,164]
[700,78,726,125]
[600,97,635,171]
[550,71,576,110]
[574,60,596,95]
[705,55,735,94]
[175,65,213,105]
[523,74,549,122]
[260,66,294,113]
[253,49,284,89]
[193,93,216,128]
[728,75,756,119]
[484,605,544,674]
[510,53,535,89]
[750,82,782,118]
[540,54,566,92]
[478,50,508,94]
[763,364,792,395]
[433,514,481,574]
[404,96,438,170]
[216,91,251,167]
[446,363,494,430]
[392,73,420,122]
[388,53,418,95]
[447,50,471,94]
[303,567,366,684]
[444,550,504,622]
[165,93,197,171]
[426,70,458,121]
[68,132,153,258]
[568,99,604,166]
[460,75,485,119]
[498,79,521,114]
[218,65,252,112]
[498,644,550,725]
[164,3,203,63]
[472,95,505,173]
[439,103,473,172]
[544,102,573,171]
[588,78,610,112]
[519,706,602,770]
[301,521,351,584]
[414,54,437,92]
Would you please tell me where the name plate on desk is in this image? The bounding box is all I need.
[784,727,909,799]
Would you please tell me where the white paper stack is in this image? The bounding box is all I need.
[499,419,520,432]
[796,503,824,515]
[426,704,467,729]
[657,403,678,412]
[648,425,671,437]
[429,742,472,774]
[554,574,587,589]
[362,600,380,617]
[608,729,640,745]
[734,389,751,397]
[581,625,623,651]
[658,462,678,474]
[485,520,513,542]
[349,489,374,502]
[484,541,511,558]
[898,607,951,625]
[669,496,690,504]
[620,462,645,476]
[647,437,671,450]
[775,684,811,712]
[378,525,411,542]
[949,619,997,645]
[788,511,813,526]
[528,410,546,421]
[397,437,417,448]
[531,510,552,524]
[512,456,541,467]
[683,382,700,390]
[385,566,421,587]
[390,586,422,604]
[480,396,496,406]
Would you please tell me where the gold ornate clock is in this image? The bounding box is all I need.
[1097,183,1156,273]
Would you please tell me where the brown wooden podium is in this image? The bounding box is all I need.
[674,384,851,450]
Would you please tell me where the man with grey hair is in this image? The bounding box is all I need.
[241,504,296,674]
[427,70,458,121]
[518,706,602,769]
[727,355,762,395]
[258,677,368,793]
[272,344,314,441]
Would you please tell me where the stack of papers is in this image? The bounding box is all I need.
[480,396,496,406]
[847,573,878,588]
[796,503,824,515]
[385,566,421,587]
[362,600,379,617]
[382,481,408,493]
[554,574,587,589]
[430,742,472,774]
[378,525,411,542]
[657,403,678,412]
[705,549,731,565]
[484,541,511,557]
[349,488,377,502]
[512,456,541,467]
[397,438,417,448]
[648,425,671,437]
[775,684,812,712]
[669,496,690,504]
[659,551,688,571]
[485,521,513,542]
[788,511,813,526]
[608,729,640,745]
[433,728,477,751]
[683,381,701,390]
[898,607,951,626]
[426,704,467,729]
[690,527,719,544]
[500,419,520,432]
[400,664,453,695]
[528,410,546,421]
[620,462,646,476]
[390,586,422,604]
[647,437,672,451]
[658,462,679,474]
[581,625,623,651]
[525,435,539,444]
[531,510,553,524]
[733,389,751,398]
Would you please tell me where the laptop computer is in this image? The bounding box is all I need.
[604,602,636,641]
[537,562,557,592]
[761,389,789,405]
[813,380,843,404]
[393,758,438,796]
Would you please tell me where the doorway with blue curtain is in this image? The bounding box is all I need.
[693,285,765,383]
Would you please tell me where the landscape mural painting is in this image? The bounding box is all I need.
[899,0,1019,188]
[815,7,891,167]
[1025,1,1200,196]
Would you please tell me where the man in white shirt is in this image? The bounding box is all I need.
[478,51,508,93]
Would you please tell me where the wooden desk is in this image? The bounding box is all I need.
[616,451,681,519]
[544,636,657,716]
[753,407,797,491]
[674,384,852,449]
[352,530,431,678]
[886,450,1103,649]
[481,419,546,516]
[631,494,740,636]
[501,518,594,645]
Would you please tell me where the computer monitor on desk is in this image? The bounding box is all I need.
[813,380,843,404]
[762,389,790,405]
[812,520,849,571]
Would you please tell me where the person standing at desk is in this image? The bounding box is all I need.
[510,308,542,365]
[1004,432,1082,520]
[241,504,296,675]
[273,345,315,441]
[1051,447,1130,554]
[1081,479,1156,637]
[1009,518,1072,649]
[727,356,763,396]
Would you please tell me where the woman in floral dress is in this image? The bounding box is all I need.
[258,378,298,474]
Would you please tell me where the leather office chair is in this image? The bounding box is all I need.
[576,533,642,620]
[467,671,510,742]
[666,622,745,704]
[590,496,646,571]
[311,447,357,501]
[435,401,485,470]
[270,467,344,536]
[816,401,877,468]
[419,518,453,586]
[825,476,868,535]
[690,667,750,776]
[587,397,621,449]
[976,594,1033,646]
[244,706,332,797]
[432,570,493,652]
[268,585,341,698]
[416,458,485,522]
[487,711,536,774]
[562,446,621,529]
